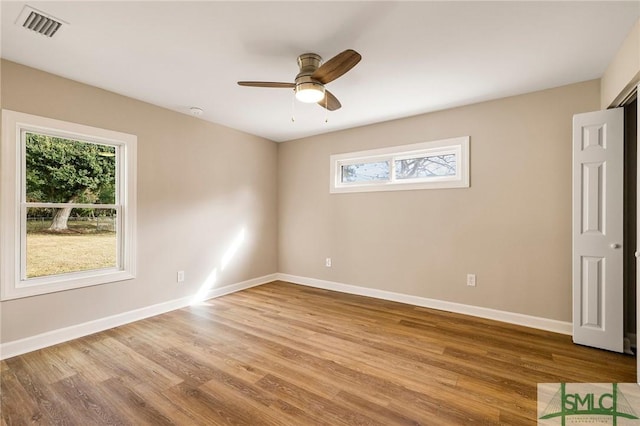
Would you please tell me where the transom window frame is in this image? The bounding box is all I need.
[1,110,137,301]
[330,136,470,193]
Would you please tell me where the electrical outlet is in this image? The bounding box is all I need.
[466,274,476,287]
[325,258,332,267]
[177,270,185,283]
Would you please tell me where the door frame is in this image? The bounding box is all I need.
[607,82,638,384]
[627,85,640,385]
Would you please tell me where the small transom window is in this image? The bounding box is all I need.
[330,136,469,193]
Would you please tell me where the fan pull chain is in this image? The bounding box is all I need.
[291,90,296,123]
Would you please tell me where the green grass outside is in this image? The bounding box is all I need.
[26,219,117,278]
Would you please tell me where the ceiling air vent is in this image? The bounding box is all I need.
[16,6,67,38]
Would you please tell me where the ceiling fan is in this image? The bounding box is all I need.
[237,49,362,111]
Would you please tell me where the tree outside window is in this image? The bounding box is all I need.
[24,133,119,278]
[1,109,136,300]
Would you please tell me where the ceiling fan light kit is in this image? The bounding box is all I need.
[295,79,325,103]
[237,49,362,112]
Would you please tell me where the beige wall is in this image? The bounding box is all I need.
[0,58,604,344]
[278,80,600,322]
[601,18,640,108]
[0,60,278,343]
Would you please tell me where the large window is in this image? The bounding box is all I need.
[330,136,470,193]
[1,110,137,300]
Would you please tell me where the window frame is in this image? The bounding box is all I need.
[338,157,393,186]
[1,110,137,300]
[330,136,470,193]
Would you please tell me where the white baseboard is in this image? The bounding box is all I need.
[627,332,637,349]
[277,273,573,335]
[0,273,277,360]
[0,272,574,360]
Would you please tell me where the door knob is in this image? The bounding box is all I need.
[610,243,621,249]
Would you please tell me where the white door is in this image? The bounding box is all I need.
[573,108,624,353]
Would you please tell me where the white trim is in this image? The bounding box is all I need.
[627,332,637,349]
[0,272,574,360]
[1,109,137,300]
[277,273,572,335]
[203,273,276,299]
[0,273,277,360]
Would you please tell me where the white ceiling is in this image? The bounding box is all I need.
[2,1,639,142]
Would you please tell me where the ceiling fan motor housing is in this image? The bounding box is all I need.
[296,53,322,77]
[296,54,323,85]
[295,53,325,102]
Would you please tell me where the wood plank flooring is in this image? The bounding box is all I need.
[1,281,636,425]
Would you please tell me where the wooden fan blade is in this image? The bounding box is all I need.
[237,81,295,88]
[311,49,361,84]
[318,90,341,111]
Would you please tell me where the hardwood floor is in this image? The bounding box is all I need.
[1,281,636,425]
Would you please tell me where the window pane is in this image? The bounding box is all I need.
[25,132,116,204]
[395,154,456,179]
[341,161,390,183]
[26,208,117,278]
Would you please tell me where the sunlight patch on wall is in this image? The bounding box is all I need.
[190,226,246,305]
[221,228,246,271]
